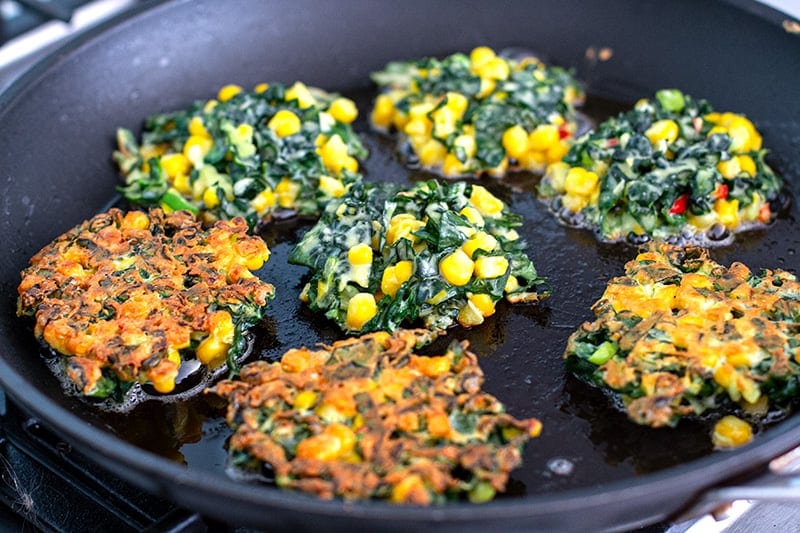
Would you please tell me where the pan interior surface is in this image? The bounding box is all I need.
[0,0,798,529]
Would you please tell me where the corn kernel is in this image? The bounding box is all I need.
[296,433,341,461]
[188,116,211,138]
[528,124,560,151]
[285,81,316,109]
[217,84,242,102]
[474,255,509,279]
[318,134,351,174]
[267,109,302,137]
[324,423,357,455]
[348,243,373,266]
[502,125,529,159]
[386,214,425,244]
[712,415,753,449]
[411,355,451,378]
[469,185,504,217]
[445,91,468,117]
[561,193,589,212]
[459,206,484,227]
[504,275,520,293]
[457,300,484,326]
[346,293,377,330]
[381,260,414,297]
[470,46,496,70]
[254,82,269,93]
[403,116,432,138]
[121,211,150,230]
[439,249,474,286]
[715,198,740,228]
[476,77,496,99]
[251,188,276,214]
[462,231,498,258]
[469,293,496,317]
[645,119,679,145]
[442,152,466,177]
[477,56,510,80]
[275,177,301,208]
[427,412,451,438]
[328,97,358,124]
[160,153,191,179]
[717,158,741,179]
[737,155,756,177]
[545,162,570,192]
[546,139,570,163]
[183,135,213,166]
[564,167,599,197]
[294,390,318,410]
[418,138,447,167]
[318,175,345,198]
[203,187,220,208]
[432,106,456,138]
[371,94,395,129]
[390,474,427,503]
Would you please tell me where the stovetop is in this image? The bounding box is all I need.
[1,0,799,531]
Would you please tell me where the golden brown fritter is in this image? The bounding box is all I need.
[211,330,541,504]
[17,208,274,399]
[565,243,800,432]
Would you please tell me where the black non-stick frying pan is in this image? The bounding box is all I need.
[1,0,799,530]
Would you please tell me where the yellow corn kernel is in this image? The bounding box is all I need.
[545,162,570,192]
[318,134,351,174]
[504,275,519,293]
[717,157,741,179]
[439,249,474,286]
[519,149,548,172]
[345,293,377,330]
[328,97,358,124]
[403,116,432,138]
[318,175,345,198]
[183,135,213,166]
[254,82,269,93]
[285,81,316,109]
[715,198,740,228]
[737,155,756,177]
[645,119,679,145]
[442,153,466,177]
[371,94,395,129]
[453,133,477,159]
[502,125,529,160]
[459,206,484,227]
[461,231,498,258]
[386,214,425,244]
[469,185,504,217]
[275,177,300,208]
[324,423,357,456]
[418,138,447,167]
[470,46,496,69]
[712,415,753,449]
[469,293,496,317]
[267,109,302,137]
[707,125,728,137]
[458,298,484,327]
[203,187,220,208]
[477,56,510,80]
[217,84,242,102]
[727,115,761,152]
[160,153,191,179]
[196,311,234,366]
[432,106,457,138]
[348,243,373,266]
[251,188,276,214]
[173,173,191,195]
[445,91,468,118]
[293,390,318,410]
[546,139,570,163]
[528,124,560,151]
[561,193,589,212]
[342,155,359,173]
[564,167,599,197]
[188,116,211,138]
[476,77,496,99]
[390,474,427,504]
[381,260,414,298]
[150,366,177,394]
[474,255,509,279]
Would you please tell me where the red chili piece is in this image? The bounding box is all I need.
[558,125,571,139]
[605,138,620,148]
[715,183,729,200]
[693,117,703,133]
[669,193,690,215]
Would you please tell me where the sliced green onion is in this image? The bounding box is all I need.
[655,89,685,113]
[161,188,199,214]
[587,341,618,365]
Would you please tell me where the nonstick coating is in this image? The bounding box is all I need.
[0,0,799,530]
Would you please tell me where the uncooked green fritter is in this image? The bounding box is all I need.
[17,208,274,400]
[115,82,367,228]
[211,329,542,504]
[289,180,548,333]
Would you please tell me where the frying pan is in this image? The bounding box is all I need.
[1,0,799,530]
